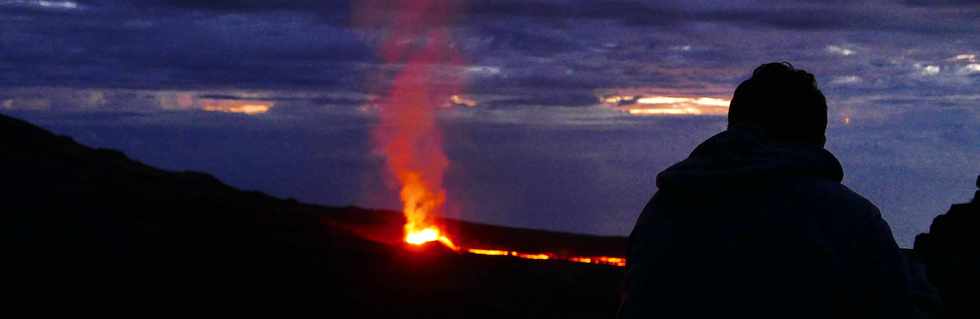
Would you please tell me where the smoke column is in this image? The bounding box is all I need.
[356,0,464,249]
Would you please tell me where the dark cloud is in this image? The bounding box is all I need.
[695,6,977,34]
[482,93,599,108]
[195,94,368,106]
[464,0,686,27]
[0,3,371,90]
[2,0,977,92]
[153,0,337,11]
[902,0,980,7]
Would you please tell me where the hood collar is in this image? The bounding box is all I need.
[657,128,844,190]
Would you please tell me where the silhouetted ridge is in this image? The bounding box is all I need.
[2,113,341,291]
[3,112,626,318]
[914,175,980,319]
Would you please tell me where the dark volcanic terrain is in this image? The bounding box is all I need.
[8,111,976,318]
[4,112,624,317]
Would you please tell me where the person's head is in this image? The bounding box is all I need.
[728,62,828,146]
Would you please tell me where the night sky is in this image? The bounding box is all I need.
[2,0,978,246]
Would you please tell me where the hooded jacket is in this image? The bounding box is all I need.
[619,128,926,319]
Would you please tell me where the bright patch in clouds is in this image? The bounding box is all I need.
[464,66,501,76]
[1,98,50,110]
[155,92,272,114]
[602,94,729,116]
[915,64,941,76]
[960,64,980,75]
[38,0,75,8]
[946,54,980,75]
[830,75,862,85]
[950,54,976,63]
[1,0,78,9]
[448,95,478,108]
[200,99,272,115]
[826,45,855,56]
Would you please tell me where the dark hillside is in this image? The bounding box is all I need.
[914,176,980,319]
[3,112,624,317]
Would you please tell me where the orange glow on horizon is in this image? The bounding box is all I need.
[200,99,272,115]
[628,107,704,115]
[602,94,730,116]
[449,95,478,108]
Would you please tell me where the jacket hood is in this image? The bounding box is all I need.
[657,128,844,190]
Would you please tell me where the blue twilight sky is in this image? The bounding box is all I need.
[1,0,978,246]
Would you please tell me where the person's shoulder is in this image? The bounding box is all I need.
[811,179,882,218]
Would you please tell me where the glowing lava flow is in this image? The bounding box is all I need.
[467,248,626,267]
[359,0,464,250]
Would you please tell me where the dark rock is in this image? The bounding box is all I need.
[914,175,980,319]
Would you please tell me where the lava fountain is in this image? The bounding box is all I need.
[352,2,628,267]
[359,0,464,250]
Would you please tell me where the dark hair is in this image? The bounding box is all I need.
[728,62,828,145]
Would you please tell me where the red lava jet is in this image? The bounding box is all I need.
[358,0,625,267]
[359,0,462,251]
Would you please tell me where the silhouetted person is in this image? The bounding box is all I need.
[914,175,980,319]
[619,63,930,318]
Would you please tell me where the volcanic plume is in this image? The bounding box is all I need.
[360,0,464,249]
[354,1,630,266]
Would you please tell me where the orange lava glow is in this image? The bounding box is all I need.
[467,248,511,256]
[404,225,457,251]
[513,253,551,260]
[594,257,627,267]
[200,99,272,115]
[359,0,464,250]
[467,248,624,267]
[570,256,625,267]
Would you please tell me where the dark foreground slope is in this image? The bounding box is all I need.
[3,113,623,317]
[914,177,980,319]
